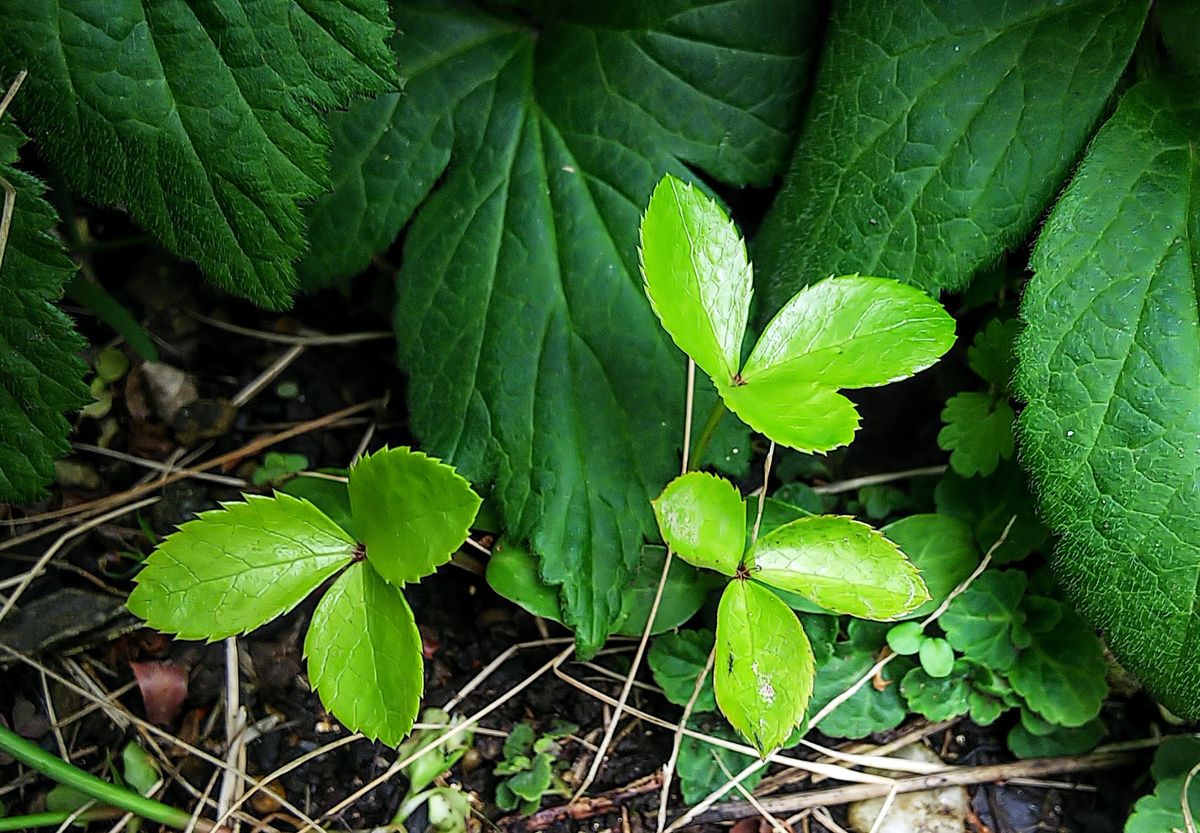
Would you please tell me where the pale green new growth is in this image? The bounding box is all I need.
[652,472,745,576]
[748,516,929,621]
[127,493,356,640]
[715,580,814,756]
[304,563,424,746]
[349,446,482,588]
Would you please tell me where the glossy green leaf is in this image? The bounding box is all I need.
[614,546,723,637]
[755,0,1147,301]
[1008,602,1108,728]
[485,539,564,623]
[748,516,928,620]
[0,122,89,502]
[808,644,907,739]
[880,514,979,620]
[938,392,1015,478]
[309,0,817,656]
[0,0,399,307]
[648,629,716,713]
[676,718,763,805]
[715,580,814,755]
[917,637,954,678]
[303,562,424,746]
[1015,78,1200,719]
[940,569,1027,672]
[127,494,356,640]
[886,622,925,656]
[719,276,954,453]
[1125,740,1200,833]
[349,447,481,588]
[639,175,752,382]
[653,472,746,576]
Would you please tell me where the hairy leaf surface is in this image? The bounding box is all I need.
[305,0,816,654]
[1015,79,1200,717]
[755,0,1146,304]
[127,494,356,640]
[304,562,424,745]
[0,0,399,307]
[0,122,89,501]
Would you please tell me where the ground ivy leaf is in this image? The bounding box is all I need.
[648,629,717,713]
[330,1,816,656]
[938,391,1015,477]
[880,514,979,620]
[127,494,356,640]
[940,569,1027,672]
[0,0,399,308]
[808,644,907,739]
[653,472,746,576]
[934,462,1048,563]
[968,318,1021,391]
[1007,717,1104,759]
[304,562,423,746]
[0,122,89,502]
[1015,78,1200,718]
[748,516,928,620]
[348,447,481,588]
[640,175,752,383]
[676,717,764,805]
[754,0,1147,303]
[1008,603,1108,728]
[715,580,814,755]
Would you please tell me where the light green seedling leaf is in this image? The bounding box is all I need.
[397,708,473,795]
[918,637,954,678]
[120,742,160,796]
[304,562,423,746]
[748,516,928,620]
[653,472,745,576]
[886,622,925,656]
[719,276,954,453]
[127,494,356,640]
[940,569,1027,672]
[639,175,752,383]
[349,447,481,588]
[1008,602,1108,728]
[715,580,814,755]
[938,392,1015,478]
[648,629,717,713]
[880,514,979,620]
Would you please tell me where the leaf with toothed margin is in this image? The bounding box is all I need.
[126,493,357,641]
[714,580,814,756]
[652,472,746,576]
[304,562,424,746]
[747,515,929,620]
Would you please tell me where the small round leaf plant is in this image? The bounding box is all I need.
[639,175,956,755]
[126,447,481,746]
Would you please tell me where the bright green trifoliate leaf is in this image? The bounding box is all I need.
[881,514,979,620]
[307,0,817,657]
[648,629,716,713]
[640,175,752,383]
[349,447,481,588]
[303,562,424,746]
[0,0,399,307]
[940,569,1028,672]
[715,580,814,755]
[1016,78,1200,719]
[1008,602,1108,728]
[720,276,955,453]
[0,122,89,503]
[748,516,928,620]
[653,472,745,576]
[938,392,1015,478]
[127,494,356,640]
[754,0,1147,302]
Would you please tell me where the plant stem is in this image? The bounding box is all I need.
[688,398,726,472]
[0,724,213,832]
[0,808,125,830]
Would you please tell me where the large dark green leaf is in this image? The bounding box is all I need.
[0,0,399,307]
[1015,78,1200,718]
[755,0,1146,305]
[0,121,89,501]
[305,0,817,654]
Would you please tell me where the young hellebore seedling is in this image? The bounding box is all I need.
[126,447,481,746]
[638,174,956,755]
